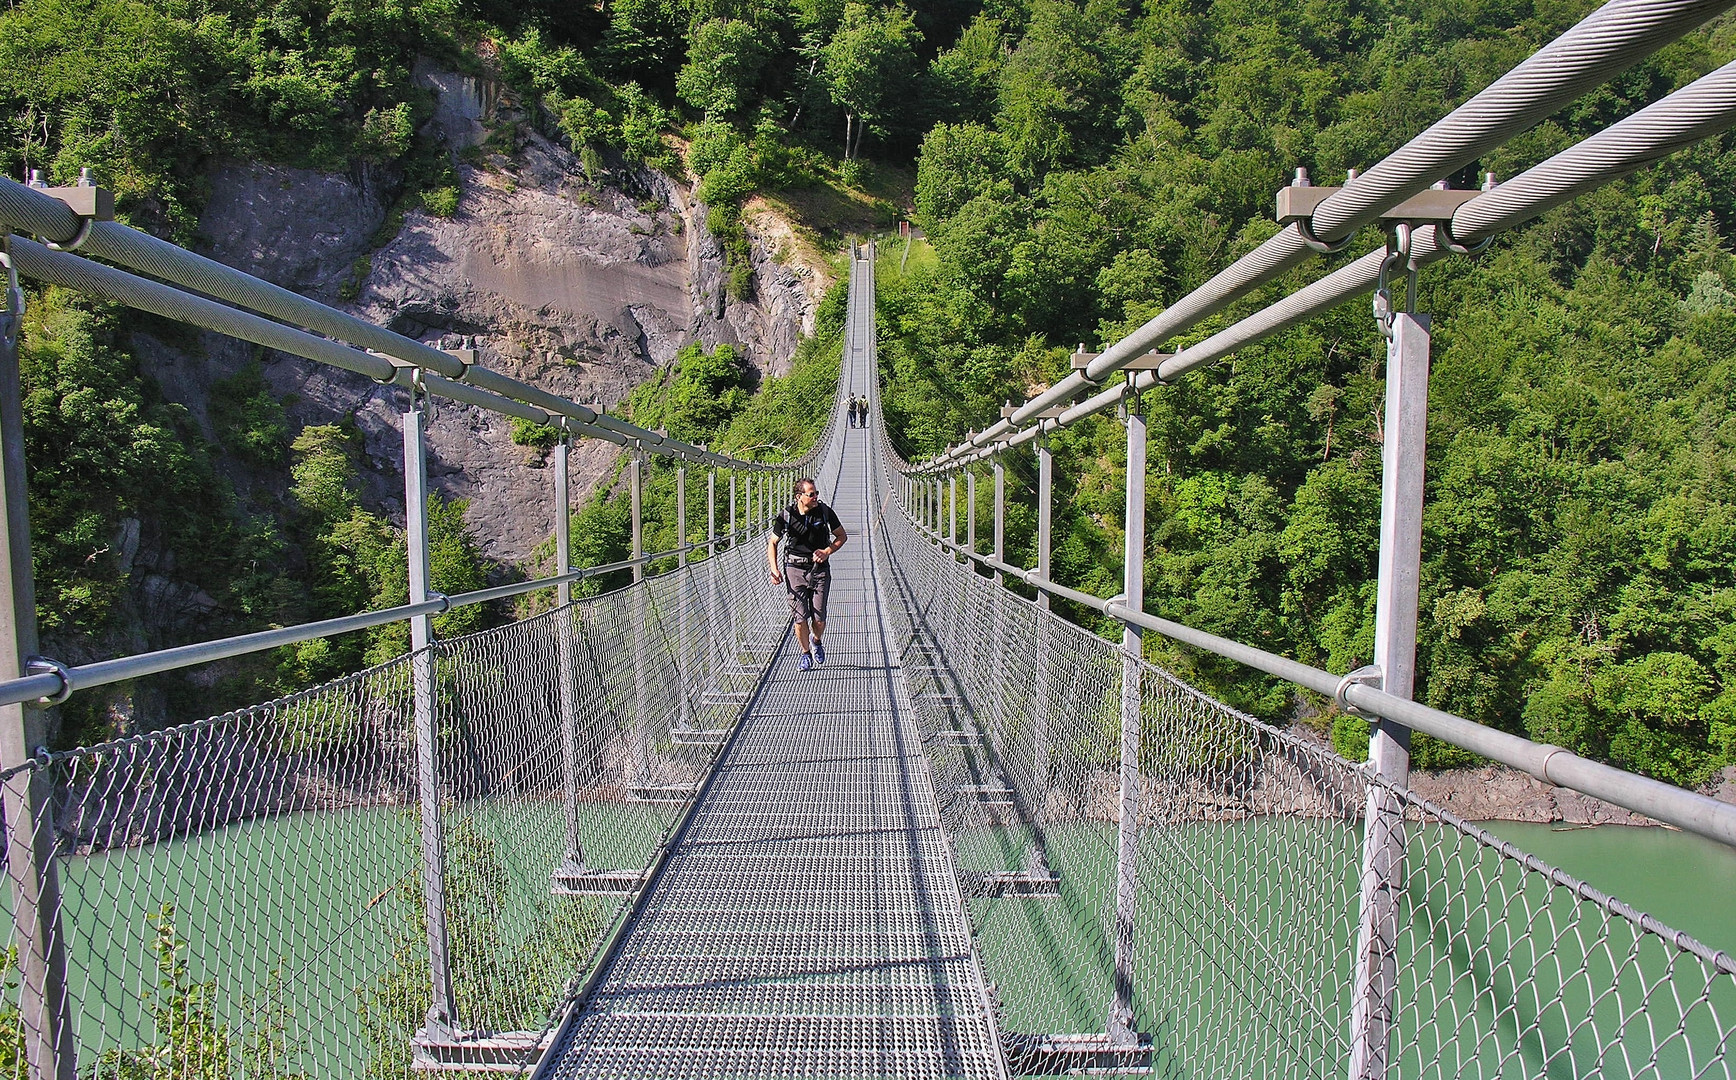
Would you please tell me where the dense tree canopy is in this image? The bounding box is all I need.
[6,0,1736,788]
[875,0,1736,788]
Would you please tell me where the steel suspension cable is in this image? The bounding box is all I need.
[0,177,756,469]
[950,0,1736,455]
[936,58,1736,465]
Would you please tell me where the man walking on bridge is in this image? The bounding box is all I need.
[768,478,847,671]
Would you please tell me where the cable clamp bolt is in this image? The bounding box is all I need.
[1335,664,1382,717]
[25,656,73,707]
[1435,171,1499,256]
[40,177,113,252]
[1434,216,1493,258]
[1293,216,1355,255]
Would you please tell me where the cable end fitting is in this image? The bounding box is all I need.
[1335,664,1382,717]
[25,656,73,707]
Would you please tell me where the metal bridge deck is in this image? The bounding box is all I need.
[538,257,1007,1079]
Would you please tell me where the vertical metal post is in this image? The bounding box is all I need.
[966,469,977,555]
[1035,433,1053,787]
[707,470,718,687]
[0,241,77,1080]
[948,473,957,546]
[629,449,648,782]
[1109,392,1146,1046]
[1349,311,1430,1080]
[555,440,573,608]
[630,450,644,583]
[728,470,740,652]
[554,439,585,871]
[677,466,687,572]
[677,464,690,733]
[985,454,1008,742]
[1037,438,1053,606]
[992,457,1006,585]
[404,392,458,1036]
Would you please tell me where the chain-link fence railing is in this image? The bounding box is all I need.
[0,528,786,1079]
[874,485,1736,1079]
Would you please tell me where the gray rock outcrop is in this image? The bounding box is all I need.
[171,67,822,569]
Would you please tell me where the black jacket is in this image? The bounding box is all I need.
[774,501,843,559]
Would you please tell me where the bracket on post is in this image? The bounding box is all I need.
[1070,349,1172,372]
[0,232,20,351]
[1116,383,1143,425]
[1280,171,1492,258]
[1336,664,1383,717]
[1373,224,1424,340]
[40,176,114,253]
[23,657,71,707]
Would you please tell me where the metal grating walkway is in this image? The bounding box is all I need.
[538,256,1008,1079]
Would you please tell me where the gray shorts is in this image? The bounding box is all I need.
[784,562,832,623]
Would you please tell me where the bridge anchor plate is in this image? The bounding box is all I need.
[1002,1032,1153,1075]
[411,1028,551,1073]
[959,869,1062,898]
[551,867,646,896]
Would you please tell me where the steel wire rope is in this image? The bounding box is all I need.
[901,498,1736,1073]
[914,0,1736,461]
[886,509,1132,1042]
[937,55,1736,466]
[0,182,780,470]
[893,494,1326,1063]
[882,73,1736,851]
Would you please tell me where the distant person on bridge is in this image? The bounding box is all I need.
[768,479,847,671]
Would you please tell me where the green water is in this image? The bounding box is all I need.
[34,800,673,1077]
[1483,821,1736,956]
[961,819,1736,1079]
[30,803,1736,1078]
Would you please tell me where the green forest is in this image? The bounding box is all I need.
[5,0,1736,789]
[870,2,1736,789]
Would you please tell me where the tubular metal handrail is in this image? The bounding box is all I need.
[930,56,1736,464]
[0,177,774,471]
[887,0,1736,874]
[922,0,1736,466]
[0,529,753,710]
[918,522,1736,849]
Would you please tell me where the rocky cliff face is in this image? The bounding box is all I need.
[172,66,824,566]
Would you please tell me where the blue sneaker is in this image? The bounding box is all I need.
[813,639,826,665]
[798,652,813,672]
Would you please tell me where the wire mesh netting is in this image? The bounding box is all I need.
[875,473,1736,1079]
[0,526,787,1079]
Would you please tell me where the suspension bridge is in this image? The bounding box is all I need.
[1,0,1736,1077]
